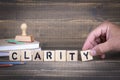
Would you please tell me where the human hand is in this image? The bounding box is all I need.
[82,21,120,58]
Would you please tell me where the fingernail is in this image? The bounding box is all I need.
[90,50,96,56]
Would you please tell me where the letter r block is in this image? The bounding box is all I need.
[80,50,93,61]
[67,50,78,61]
[44,50,55,61]
[9,50,21,61]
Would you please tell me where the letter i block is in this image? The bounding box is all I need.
[33,50,44,61]
[21,50,33,61]
[9,50,21,61]
[44,50,55,61]
[80,50,93,61]
[67,50,78,61]
[55,50,66,61]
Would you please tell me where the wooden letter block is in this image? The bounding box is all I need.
[9,50,21,61]
[33,50,43,61]
[44,50,55,61]
[67,50,78,61]
[55,50,66,61]
[80,50,93,61]
[21,50,33,61]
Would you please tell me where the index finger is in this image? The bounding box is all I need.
[82,23,109,50]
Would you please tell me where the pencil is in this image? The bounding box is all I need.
[0,64,13,67]
[0,62,26,65]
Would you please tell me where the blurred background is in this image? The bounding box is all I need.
[0,0,120,50]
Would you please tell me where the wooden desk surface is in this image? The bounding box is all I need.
[0,61,120,80]
[0,0,120,80]
[0,52,120,80]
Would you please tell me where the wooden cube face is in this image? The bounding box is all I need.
[80,50,93,61]
[9,50,21,61]
[44,50,55,61]
[33,50,43,61]
[55,50,66,61]
[67,50,78,61]
[21,50,33,61]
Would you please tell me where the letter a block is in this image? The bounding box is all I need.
[67,50,78,61]
[44,50,55,61]
[9,50,21,61]
[55,50,66,61]
[33,50,43,61]
[80,50,93,61]
[21,50,33,61]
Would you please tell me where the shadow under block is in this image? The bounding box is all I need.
[44,50,55,61]
[67,50,78,61]
[21,50,33,61]
[80,50,93,61]
[9,50,21,61]
[15,35,34,42]
[55,50,66,61]
[33,50,43,61]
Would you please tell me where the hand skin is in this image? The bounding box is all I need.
[82,21,120,58]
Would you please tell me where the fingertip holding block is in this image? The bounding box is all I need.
[80,50,93,61]
[67,50,78,61]
[9,50,21,61]
[33,50,43,61]
[55,50,66,61]
[44,50,55,61]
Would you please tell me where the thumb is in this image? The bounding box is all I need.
[90,42,111,56]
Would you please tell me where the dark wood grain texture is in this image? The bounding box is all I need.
[0,2,120,49]
[0,61,120,80]
[0,0,120,80]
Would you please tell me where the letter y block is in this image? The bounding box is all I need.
[80,50,93,61]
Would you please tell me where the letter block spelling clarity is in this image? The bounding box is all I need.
[9,50,21,61]
[55,50,66,61]
[67,50,78,61]
[33,50,44,61]
[44,50,55,61]
[80,50,93,61]
[21,50,33,61]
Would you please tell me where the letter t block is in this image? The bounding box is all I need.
[67,50,78,61]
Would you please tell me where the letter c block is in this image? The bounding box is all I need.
[9,50,21,61]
